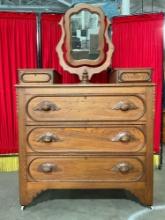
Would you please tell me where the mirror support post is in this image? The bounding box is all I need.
[81,70,89,84]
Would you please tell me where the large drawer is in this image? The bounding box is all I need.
[26,95,146,122]
[26,126,146,153]
[27,156,145,182]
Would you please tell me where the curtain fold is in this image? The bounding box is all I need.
[111,13,164,153]
[0,12,37,154]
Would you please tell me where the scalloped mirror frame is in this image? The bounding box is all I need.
[56,3,114,82]
[65,4,105,67]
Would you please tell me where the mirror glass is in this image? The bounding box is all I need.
[70,10,100,60]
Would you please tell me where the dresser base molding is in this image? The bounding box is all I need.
[19,182,152,206]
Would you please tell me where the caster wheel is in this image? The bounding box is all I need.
[21,206,25,211]
[147,206,153,210]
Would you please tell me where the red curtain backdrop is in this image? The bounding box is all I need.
[111,13,164,153]
[0,12,163,154]
[41,13,109,83]
[0,12,37,154]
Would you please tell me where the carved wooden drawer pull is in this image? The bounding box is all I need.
[112,162,132,174]
[111,131,133,143]
[37,132,60,143]
[33,101,60,111]
[112,101,137,111]
[39,163,57,173]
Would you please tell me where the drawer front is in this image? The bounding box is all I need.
[117,69,151,83]
[26,95,145,122]
[28,156,145,182]
[18,69,54,84]
[119,71,151,82]
[27,126,145,153]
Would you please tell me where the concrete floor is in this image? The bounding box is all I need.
[0,157,165,220]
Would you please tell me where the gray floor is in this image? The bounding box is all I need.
[0,157,165,220]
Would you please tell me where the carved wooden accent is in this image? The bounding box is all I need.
[111,162,133,174]
[112,101,138,111]
[111,131,134,143]
[33,101,61,112]
[37,132,60,143]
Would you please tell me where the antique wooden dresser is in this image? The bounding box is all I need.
[16,68,154,208]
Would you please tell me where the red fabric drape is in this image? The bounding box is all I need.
[0,12,37,154]
[41,13,109,83]
[1,12,162,154]
[111,13,164,153]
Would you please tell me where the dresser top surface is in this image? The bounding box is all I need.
[16,83,155,88]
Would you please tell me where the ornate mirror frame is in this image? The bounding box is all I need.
[56,3,114,82]
[64,4,105,67]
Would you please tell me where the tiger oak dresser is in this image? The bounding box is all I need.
[16,68,154,207]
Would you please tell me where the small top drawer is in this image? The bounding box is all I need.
[18,69,54,84]
[110,68,152,83]
[26,94,146,122]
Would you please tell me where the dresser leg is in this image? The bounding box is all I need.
[149,206,153,210]
[19,189,35,206]
[20,186,46,206]
[129,188,153,206]
[20,195,32,207]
